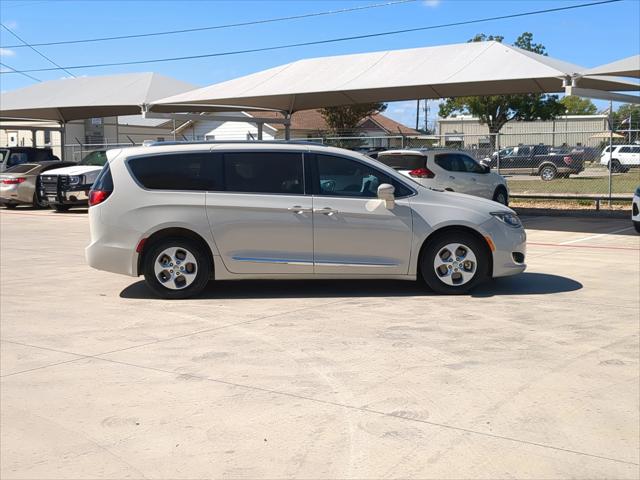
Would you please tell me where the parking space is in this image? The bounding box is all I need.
[1,209,638,479]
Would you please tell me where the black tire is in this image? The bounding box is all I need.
[32,192,48,209]
[142,237,211,299]
[539,165,557,181]
[634,221,640,234]
[420,230,489,295]
[4,203,17,209]
[53,204,70,212]
[608,159,622,173]
[492,186,509,206]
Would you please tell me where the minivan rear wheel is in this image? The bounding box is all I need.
[143,237,211,299]
[421,231,489,294]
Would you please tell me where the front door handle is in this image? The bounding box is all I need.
[288,206,313,214]
[449,175,455,180]
[314,207,339,216]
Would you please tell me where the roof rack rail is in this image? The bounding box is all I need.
[141,139,327,147]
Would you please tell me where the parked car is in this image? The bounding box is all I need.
[599,145,640,172]
[1,161,76,209]
[39,150,107,212]
[633,186,640,233]
[0,147,60,173]
[483,144,584,180]
[376,149,509,205]
[86,142,526,299]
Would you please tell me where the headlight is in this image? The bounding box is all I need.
[67,175,83,185]
[491,211,522,228]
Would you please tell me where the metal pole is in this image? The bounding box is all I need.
[284,114,291,140]
[173,119,176,141]
[60,123,66,161]
[257,122,263,141]
[608,100,613,207]
[415,100,420,131]
[496,132,500,175]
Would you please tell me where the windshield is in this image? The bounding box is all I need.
[80,150,107,166]
[0,149,8,163]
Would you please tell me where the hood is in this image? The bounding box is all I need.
[413,187,515,215]
[41,165,102,176]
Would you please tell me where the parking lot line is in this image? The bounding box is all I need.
[559,226,636,245]
[528,242,639,251]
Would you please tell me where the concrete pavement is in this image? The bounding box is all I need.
[1,209,638,479]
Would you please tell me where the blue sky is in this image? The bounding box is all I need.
[1,0,639,128]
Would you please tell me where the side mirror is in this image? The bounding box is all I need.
[377,183,395,209]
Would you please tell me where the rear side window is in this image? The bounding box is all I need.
[619,147,632,153]
[223,152,303,194]
[377,153,426,170]
[435,153,465,172]
[93,163,114,191]
[128,153,222,191]
[7,152,28,167]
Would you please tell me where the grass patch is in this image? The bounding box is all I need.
[507,171,639,195]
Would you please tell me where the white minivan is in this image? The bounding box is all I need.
[376,149,509,205]
[86,142,526,299]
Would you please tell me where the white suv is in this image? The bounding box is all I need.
[86,142,526,299]
[376,149,509,205]
[600,145,640,172]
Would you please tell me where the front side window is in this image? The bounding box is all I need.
[223,152,303,194]
[128,153,221,191]
[459,155,485,173]
[316,154,412,198]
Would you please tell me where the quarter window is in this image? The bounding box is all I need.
[128,153,222,191]
[316,154,412,198]
[223,152,303,194]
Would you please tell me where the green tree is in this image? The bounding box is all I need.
[320,103,387,136]
[613,103,640,143]
[438,32,564,149]
[560,96,597,115]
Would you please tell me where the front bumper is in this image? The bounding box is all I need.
[44,184,91,206]
[482,218,527,278]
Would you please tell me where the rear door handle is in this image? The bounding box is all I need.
[314,207,339,216]
[288,206,313,214]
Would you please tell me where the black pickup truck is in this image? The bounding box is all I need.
[483,145,584,180]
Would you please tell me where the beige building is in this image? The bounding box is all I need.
[437,114,610,149]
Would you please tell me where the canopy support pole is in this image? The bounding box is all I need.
[284,113,291,140]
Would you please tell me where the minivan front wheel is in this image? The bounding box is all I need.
[143,237,211,299]
[421,232,489,294]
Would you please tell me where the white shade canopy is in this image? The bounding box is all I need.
[153,41,639,113]
[582,54,640,79]
[0,72,196,122]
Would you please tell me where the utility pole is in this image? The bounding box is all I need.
[424,100,429,133]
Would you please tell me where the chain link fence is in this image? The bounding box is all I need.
[54,125,639,207]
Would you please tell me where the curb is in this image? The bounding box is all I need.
[513,207,631,219]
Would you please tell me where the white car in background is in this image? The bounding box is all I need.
[376,149,509,205]
[600,145,640,172]
[633,186,640,233]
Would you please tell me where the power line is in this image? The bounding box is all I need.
[0,0,417,49]
[1,23,76,77]
[0,61,41,82]
[0,0,622,75]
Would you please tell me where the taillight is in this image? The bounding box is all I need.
[409,167,435,178]
[2,177,26,185]
[88,189,111,206]
[563,156,573,165]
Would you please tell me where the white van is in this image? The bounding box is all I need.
[86,142,526,299]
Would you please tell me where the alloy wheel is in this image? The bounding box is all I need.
[153,247,198,290]
[433,243,477,286]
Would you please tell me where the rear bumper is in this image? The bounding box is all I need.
[86,240,138,277]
